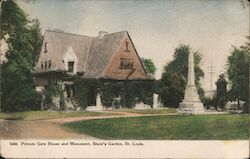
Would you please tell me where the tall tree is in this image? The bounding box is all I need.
[159,44,204,107]
[1,0,43,111]
[227,46,249,112]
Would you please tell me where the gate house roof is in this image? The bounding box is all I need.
[35,30,150,79]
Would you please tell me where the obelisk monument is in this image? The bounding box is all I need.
[178,51,204,114]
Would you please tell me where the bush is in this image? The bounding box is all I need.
[1,63,43,112]
[43,82,65,110]
[123,80,154,107]
[74,79,155,109]
[100,81,123,107]
[202,97,217,109]
[73,79,98,109]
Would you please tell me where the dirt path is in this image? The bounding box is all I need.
[0,111,177,139]
[0,120,97,139]
[0,110,227,139]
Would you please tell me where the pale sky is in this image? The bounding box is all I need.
[17,0,249,91]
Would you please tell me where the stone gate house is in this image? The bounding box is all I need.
[33,30,153,110]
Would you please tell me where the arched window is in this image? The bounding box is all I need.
[45,61,48,69]
[125,41,130,52]
[48,60,51,68]
[41,61,44,70]
[44,42,48,53]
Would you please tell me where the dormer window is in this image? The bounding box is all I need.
[63,46,78,74]
[41,61,44,70]
[68,61,74,73]
[44,42,48,53]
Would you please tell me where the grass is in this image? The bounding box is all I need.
[0,110,115,120]
[64,114,249,140]
[112,108,177,114]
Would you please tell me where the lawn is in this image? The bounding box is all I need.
[64,114,249,140]
[111,108,176,114]
[0,110,115,120]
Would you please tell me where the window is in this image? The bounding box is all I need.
[120,58,133,69]
[48,60,51,68]
[68,61,74,73]
[41,61,44,70]
[45,61,48,69]
[44,42,48,53]
[125,41,130,52]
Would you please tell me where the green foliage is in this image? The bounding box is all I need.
[123,81,154,108]
[227,46,249,112]
[64,114,249,140]
[99,80,154,108]
[141,58,156,75]
[160,72,184,107]
[72,79,154,109]
[159,44,204,107]
[44,82,65,110]
[202,96,217,109]
[100,81,123,107]
[1,57,42,111]
[1,0,28,39]
[1,0,43,111]
[215,74,228,110]
[73,79,98,109]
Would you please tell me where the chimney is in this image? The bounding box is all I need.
[98,31,108,40]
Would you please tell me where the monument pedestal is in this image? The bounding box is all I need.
[178,84,204,114]
[134,102,152,109]
[178,101,204,114]
[86,106,103,111]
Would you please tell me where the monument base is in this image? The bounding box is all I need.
[153,106,164,109]
[86,106,103,111]
[134,102,152,110]
[178,101,205,115]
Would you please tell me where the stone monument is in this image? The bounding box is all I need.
[96,93,103,109]
[178,51,204,114]
[153,93,160,109]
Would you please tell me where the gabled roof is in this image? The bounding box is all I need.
[35,30,150,80]
[85,31,126,77]
[35,30,93,73]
